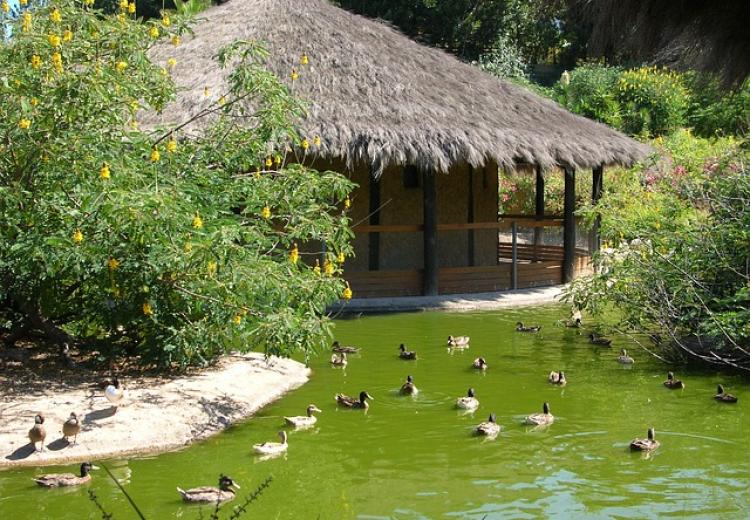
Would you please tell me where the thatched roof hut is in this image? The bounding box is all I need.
[148,0,650,175]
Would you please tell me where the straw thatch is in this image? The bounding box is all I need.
[147,0,651,174]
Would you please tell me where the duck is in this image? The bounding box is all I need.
[447,335,470,348]
[105,376,125,410]
[456,387,479,410]
[617,349,634,364]
[589,333,612,346]
[516,322,541,333]
[335,390,374,409]
[474,413,501,437]
[524,402,554,426]
[714,384,738,403]
[177,475,240,503]
[253,431,288,455]
[330,352,348,367]
[565,317,583,328]
[472,357,488,370]
[62,412,81,444]
[630,428,660,452]
[398,344,417,360]
[331,341,359,354]
[663,372,685,389]
[400,375,418,395]
[28,413,46,452]
[284,405,322,428]
[34,462,97,487]
[548,371,567,386]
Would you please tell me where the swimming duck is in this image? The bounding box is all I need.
[663,372,685,389]
[330,352,348,367]
[105,376,125,410]
[714,384,738,403]
[475,413,501,437]
[400,375,418,395]
[62,412,81,444]
[548,371,567,386]
[177,475,240,503]
[565,317,582,328]
[34,462,97,487]
[589,333,612,346]
[398,344,417,360]
[253,431,288,455]
[516,322,541,333]
[617,349,634,364]
[331,341,359,354]
[525,402,554,426]
[28,413,46,452]
[472,357,488,370]
[335,390,374,409]
[630,428,660,452]
[447,335,470,348]
[456,388,479,410]
[284,405,322,428]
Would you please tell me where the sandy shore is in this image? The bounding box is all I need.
[0,353,310,469]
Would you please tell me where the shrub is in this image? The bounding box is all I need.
[685,73,750,137]
[615,66,689,136]
[554,63,623,129]
[475,33,529,80]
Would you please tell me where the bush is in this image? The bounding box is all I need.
[475,33,529,80]
[685,73,750,137]
[0,1,354,368]
[615,66,689,136]
[554,63,623,129]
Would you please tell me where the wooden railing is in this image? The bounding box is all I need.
[352,215,571,234]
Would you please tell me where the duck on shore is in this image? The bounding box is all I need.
[400,375,418,395]
[28,413,46,452]
[525,402,554,426]
[456,388,479,411]
[663,372,685,389]
[630,428,660,452]
[253,431,288,455]
[516,322,541,333]
[398,344,417,360]
[177,475,240,503]
[34,462,97,487]
[105,376,125,411]
[335,391,374,409]
[285,405,322,428]
[714,384,738,403]
[62,412,81,444]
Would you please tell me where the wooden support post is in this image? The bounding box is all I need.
[423,169,438,296]
[467,166,475,267]
[368,171,380,271]
[511,221,518,290]
[591,165,603,254]
[533,166,545,261]
[563,166,576,283]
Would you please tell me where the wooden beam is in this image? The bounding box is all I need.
[563,166,576,283]
[533,166,545,261]
[353,218,569,234]
[591,165,604,253]
[368,171,380,271]
[467,166,475,266]
[423,169,438,296]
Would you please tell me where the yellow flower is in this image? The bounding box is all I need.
[260,205,271,219]
[167,58,177,69]
[274,154,282,166]
[100,163,111,180]
[18,118,31,129]
[218,96,226,106]
[149,26,159,38]
[232,314,242,325]
[128,2,135,14]
[207,261,217,275]
[313,136,321,146]
[337,252,345,264]
[51,52,63,73]
[30,97,39,106]
[301,139,309,150]
[300,54,309,65]
[184,241,193,252]
[343,196,351,210]
[108,257,120,270]
[116,61,128,72]
[117,12,126,22]
[118,0,128,10]
[313,260,321,275]
[50,8,62,23]
[265,157,273,168]
[21,12,31,32]
[203,87,210,97]
[48,33,61,47]
[72,229,83,243]
[150,147,160,162]
[166,139,177,153]
[142,302,153,316]
[63,30,73,42]
[323,260,334,275]
[192,213,203,229]
[161,15,170,27]
[171,35,181,46]
[83,0,93,5]
[289,244,299,264]
[342,283,353,300]
[20,0,27,5]
[1,1,9,13]
[30,55,42,69]
[291,69,298,81]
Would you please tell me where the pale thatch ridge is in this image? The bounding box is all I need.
[147,0,651,174]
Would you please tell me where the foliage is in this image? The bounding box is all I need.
[685,73,750,137]
[475,33,528,80]
[0,0,354,368]
[554,63,622,128]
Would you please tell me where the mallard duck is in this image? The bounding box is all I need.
[630,428,660,452]
[714,384,738,403]
[548,371,567,386]
[516,322,541,333]
[663,372,685,389]
[565,317,582,328]
[589,333,612,346]
[617,349,634,364]
[398,344,417,360]
[456,387,479,410]
[525,402,554,426]
[34,462,97,487]
[335,390,374,409]
[62,412,81,444]
[330,352,347,367]
[400,375,418,395]
[474,413,501,437]
[472,357,488,370]
[28,413,46,452]
[253,431,288,455]
[177,475,240,503]
[105,376,125,410]
[284,405,322,428]
[447,335,470,348]
[331,341,359,354]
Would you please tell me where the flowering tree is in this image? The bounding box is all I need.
[0,0,354,368]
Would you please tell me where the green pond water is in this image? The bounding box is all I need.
[2,305,750,519]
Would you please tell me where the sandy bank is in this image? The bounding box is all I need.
[0,353,309,469]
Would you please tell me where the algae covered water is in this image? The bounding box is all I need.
[1,306,749,518]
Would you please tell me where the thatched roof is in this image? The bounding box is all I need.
[148,0,651,174]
